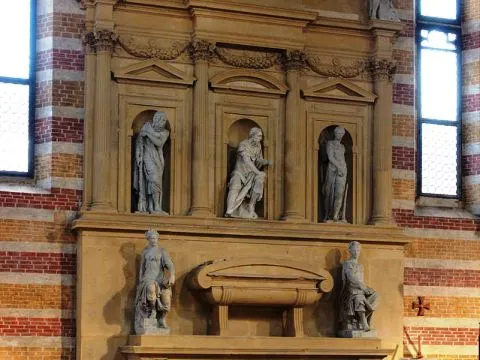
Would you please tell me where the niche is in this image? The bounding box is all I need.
[131,110,171,214]
[224,118,266,219]
[318,125,353,223]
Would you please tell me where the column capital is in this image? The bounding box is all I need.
[370,58,396,82]
[282,50,307,72]
[83,30,118,53]
[188,39,216,63]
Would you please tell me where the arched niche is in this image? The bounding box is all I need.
[223,119,266,219]
[131,109,172,214]
[318,125,353,223]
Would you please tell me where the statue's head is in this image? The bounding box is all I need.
[348,241,360,259]
[334,126,346,140]
[248,127,263,143]
[145,229,159,246]
[152,111,167,130]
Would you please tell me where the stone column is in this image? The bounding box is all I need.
[371,58,396,225]
[189,40,215,217]
[90,30,117,211]
[283,50,307,222]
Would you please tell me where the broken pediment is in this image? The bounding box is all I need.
[210,69,289,97]
[113,59,195,86]
[302,78,377,103]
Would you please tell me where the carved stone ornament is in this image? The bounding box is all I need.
[83,30,118,53]
[215,47,279,69]
[306,57,367,79]
[119,36,188,60]
[282,50,308,71]
[370,58,396,81]
[369,0,400,21]
[188,39,216,63]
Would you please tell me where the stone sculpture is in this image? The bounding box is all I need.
[338,241,379,337]
[134,229,175,335]
[369,0,399,21]
[322,126,348,222]
[133,111,170,214]
[225,127,272,219]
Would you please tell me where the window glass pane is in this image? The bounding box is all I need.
[0,83,30,172]
[0,0,31,79]
[420,29,457,50]
[420,0,457,20]
[420,48,458,121]
[421,124,457,196]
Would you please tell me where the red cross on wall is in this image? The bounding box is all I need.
[412,296,431,316]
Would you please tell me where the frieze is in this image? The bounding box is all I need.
[215,47,279,70]
[119,36,188,61]
[306,56,367,79]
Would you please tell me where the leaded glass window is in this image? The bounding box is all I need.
[0,0,35,175]
[416,0,461,197]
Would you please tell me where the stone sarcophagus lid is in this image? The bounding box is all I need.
[189,257,334,336]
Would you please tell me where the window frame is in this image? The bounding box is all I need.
[416,0,462,199]
[0,0,36,177]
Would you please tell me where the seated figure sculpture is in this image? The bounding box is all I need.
[225,127,272,219]
[369,0,399,21]
[134,229,175,335]
[338,241,379,337]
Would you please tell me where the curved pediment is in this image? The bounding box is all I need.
[302,78,377,103]
[113,59,195,86]
[190,257,333,294]
[210,69,288,97]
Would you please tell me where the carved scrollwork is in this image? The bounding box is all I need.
[119,36,188,60]
[215,47,279,69]
[83,30,118,53]
[369,58,396,81]
[306,56,367,78]
[188,40,216,63]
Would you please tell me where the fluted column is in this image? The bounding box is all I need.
[371,58,396,225]
[283,50,307,222]
[189,40,215,217]
[89,30,117,211]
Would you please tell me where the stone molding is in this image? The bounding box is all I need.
[370,58,396,81]
[118,36,188,60]
[282,50,308,72]
[306,56,367,78]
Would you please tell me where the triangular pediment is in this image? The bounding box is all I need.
[210,69,288,97]
[113,59,195,86]
[302,78,376,103]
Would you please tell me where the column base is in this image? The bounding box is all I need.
[88,202,116,213]
[369,216,394,226]
[189,207,215,218]
[281,213,308,223]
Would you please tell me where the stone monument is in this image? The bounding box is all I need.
[225,127,272,219]
[322,126,348,222]
[133,111,170,214]
[134,229,175,335]
[338,241,379,338]
[369,0,399,21]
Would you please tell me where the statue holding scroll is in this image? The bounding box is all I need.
[225,127,272,219]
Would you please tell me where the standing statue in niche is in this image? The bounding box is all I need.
[225,127,272,219]
[338,241,379,338]
[369,0,399,21]
[133,111,170,215]
[134,229,175,335]
[322,126,348,222]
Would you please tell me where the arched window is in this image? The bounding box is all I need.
[416,0,461,197]
[0,0,36,176]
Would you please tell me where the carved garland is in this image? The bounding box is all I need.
[215,47,279,69]
[306,56,367,79]
[119,36,188,61]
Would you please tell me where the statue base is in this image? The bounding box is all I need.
[135,311,171,336]
[337,329,377,338]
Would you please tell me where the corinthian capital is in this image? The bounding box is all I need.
[188,39,216,63]
[282,50,307,72]
[83,30,118,53]
[370,58,396,81]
